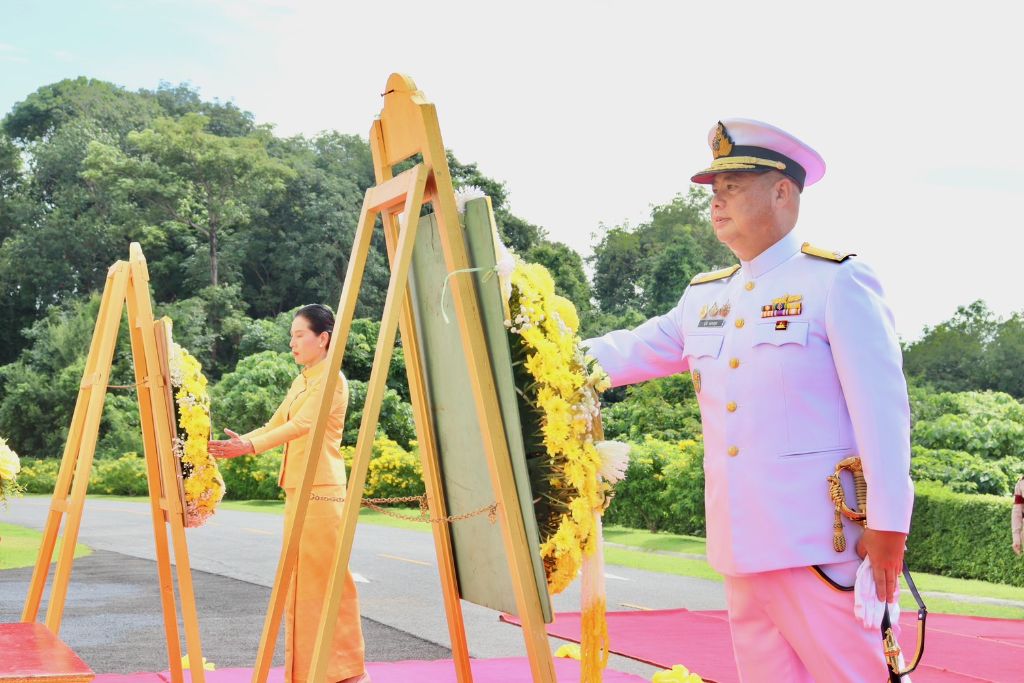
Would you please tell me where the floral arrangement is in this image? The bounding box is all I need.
[0,436,23,507]
[502,257,630,681]
[168,339,224,527]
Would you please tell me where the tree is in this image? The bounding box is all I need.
[0,294,135,458]
[903,300,998,393]
[447,151,546,253]
[211,350,297,435]
[589,187,733,316]
[985,313,1024,398]
[241,132,388,320]
[3,77,162,144]
[524,241,592,315]
[81,113,294,289]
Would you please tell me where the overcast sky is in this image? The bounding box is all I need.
[2,0,1021,340]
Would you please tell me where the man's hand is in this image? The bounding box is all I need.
[1013,539,1022,556]
[856,528,907,602]
[208,428,254,459]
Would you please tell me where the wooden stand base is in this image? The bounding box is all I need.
[0,623,94,683]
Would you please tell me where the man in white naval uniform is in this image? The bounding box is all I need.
[585,119,914,682]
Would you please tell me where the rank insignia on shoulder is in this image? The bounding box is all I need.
[761,294,803,318]
[801,242,855,262]
[690,263,741,285]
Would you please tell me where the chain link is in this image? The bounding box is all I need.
[311,492,497,525]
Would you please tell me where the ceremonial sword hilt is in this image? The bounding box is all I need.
[826,456,868,553]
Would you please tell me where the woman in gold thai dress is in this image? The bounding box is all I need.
[210,304,368,683]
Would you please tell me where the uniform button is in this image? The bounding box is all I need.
[727,401,737,412]
[735,318,745,328]
[728,446,739,457]
[745,281,755,291]
[729,358,740,369]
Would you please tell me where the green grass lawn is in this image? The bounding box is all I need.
[36,495,1024,618]
[0,522,91,570]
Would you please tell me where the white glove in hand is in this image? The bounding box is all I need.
[853,557,901,629]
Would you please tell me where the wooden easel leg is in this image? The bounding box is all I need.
[21,262,129,631]
[125,266,186,683]
[307,165,429,683]
[251,179,385,683]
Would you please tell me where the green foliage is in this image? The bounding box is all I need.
[218,450,285,500]
[910,387,1024,464]
[89,452,150,495]
[3,77,163,143]
[211,351,297,435]
[589,188,734,316]
[238,317,291,358]
[911,446,1011,494]
[908,481,1024,587]
[524,241,592,315]
[157,284,253,378]
[904,301,1024,398]
[0,294,135,458]
[344,379,416,449]
[603,438,705,534]
[15,457,60,493]
[343,438,425,500]
[602,375,702,443]
[448,152,545,253]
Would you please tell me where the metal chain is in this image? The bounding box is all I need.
[311,492,497,525]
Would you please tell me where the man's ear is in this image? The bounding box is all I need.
[774,176,797,205]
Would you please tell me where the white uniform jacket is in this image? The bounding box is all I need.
[585,230,914,575]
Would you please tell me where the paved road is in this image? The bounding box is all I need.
[2,497,727,677]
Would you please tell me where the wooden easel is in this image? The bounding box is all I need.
[20,243,206,683]
[252,74,557,683]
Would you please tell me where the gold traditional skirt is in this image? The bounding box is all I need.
[283,485,365,683]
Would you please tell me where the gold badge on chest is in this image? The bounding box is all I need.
[761,294,803,319]
[698,300,730,328]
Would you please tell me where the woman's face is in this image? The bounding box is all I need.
[289,315,328,367]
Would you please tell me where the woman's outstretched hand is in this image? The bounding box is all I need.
[208,428,255,459]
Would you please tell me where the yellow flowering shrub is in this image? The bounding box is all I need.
[342,438,425,501]
[0,437,24,505]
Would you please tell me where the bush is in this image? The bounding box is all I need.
[211,351,297,435]
[342,437,424,501]
[908,481,1023,587]
[344,379,416,449]
[602,376,702,444]
[89,452,149,495]
[911,445,1012,494]
[603,437,705,534]
[218,450,285,500]
[16,457,61,494]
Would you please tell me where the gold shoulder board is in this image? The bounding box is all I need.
[690,263,741,285]
[801,242,855,263]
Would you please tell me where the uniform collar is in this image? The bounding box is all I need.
[741,229,802,279]
[301,357,329,381]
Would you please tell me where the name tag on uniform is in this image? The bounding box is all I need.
[698,319,725,328]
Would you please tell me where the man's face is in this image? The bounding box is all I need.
[709,172,776,251]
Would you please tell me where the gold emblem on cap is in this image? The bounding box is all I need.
[712,122,734,159]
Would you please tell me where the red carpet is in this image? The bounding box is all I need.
[92,659,646,683]
[501,608,1024,683]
